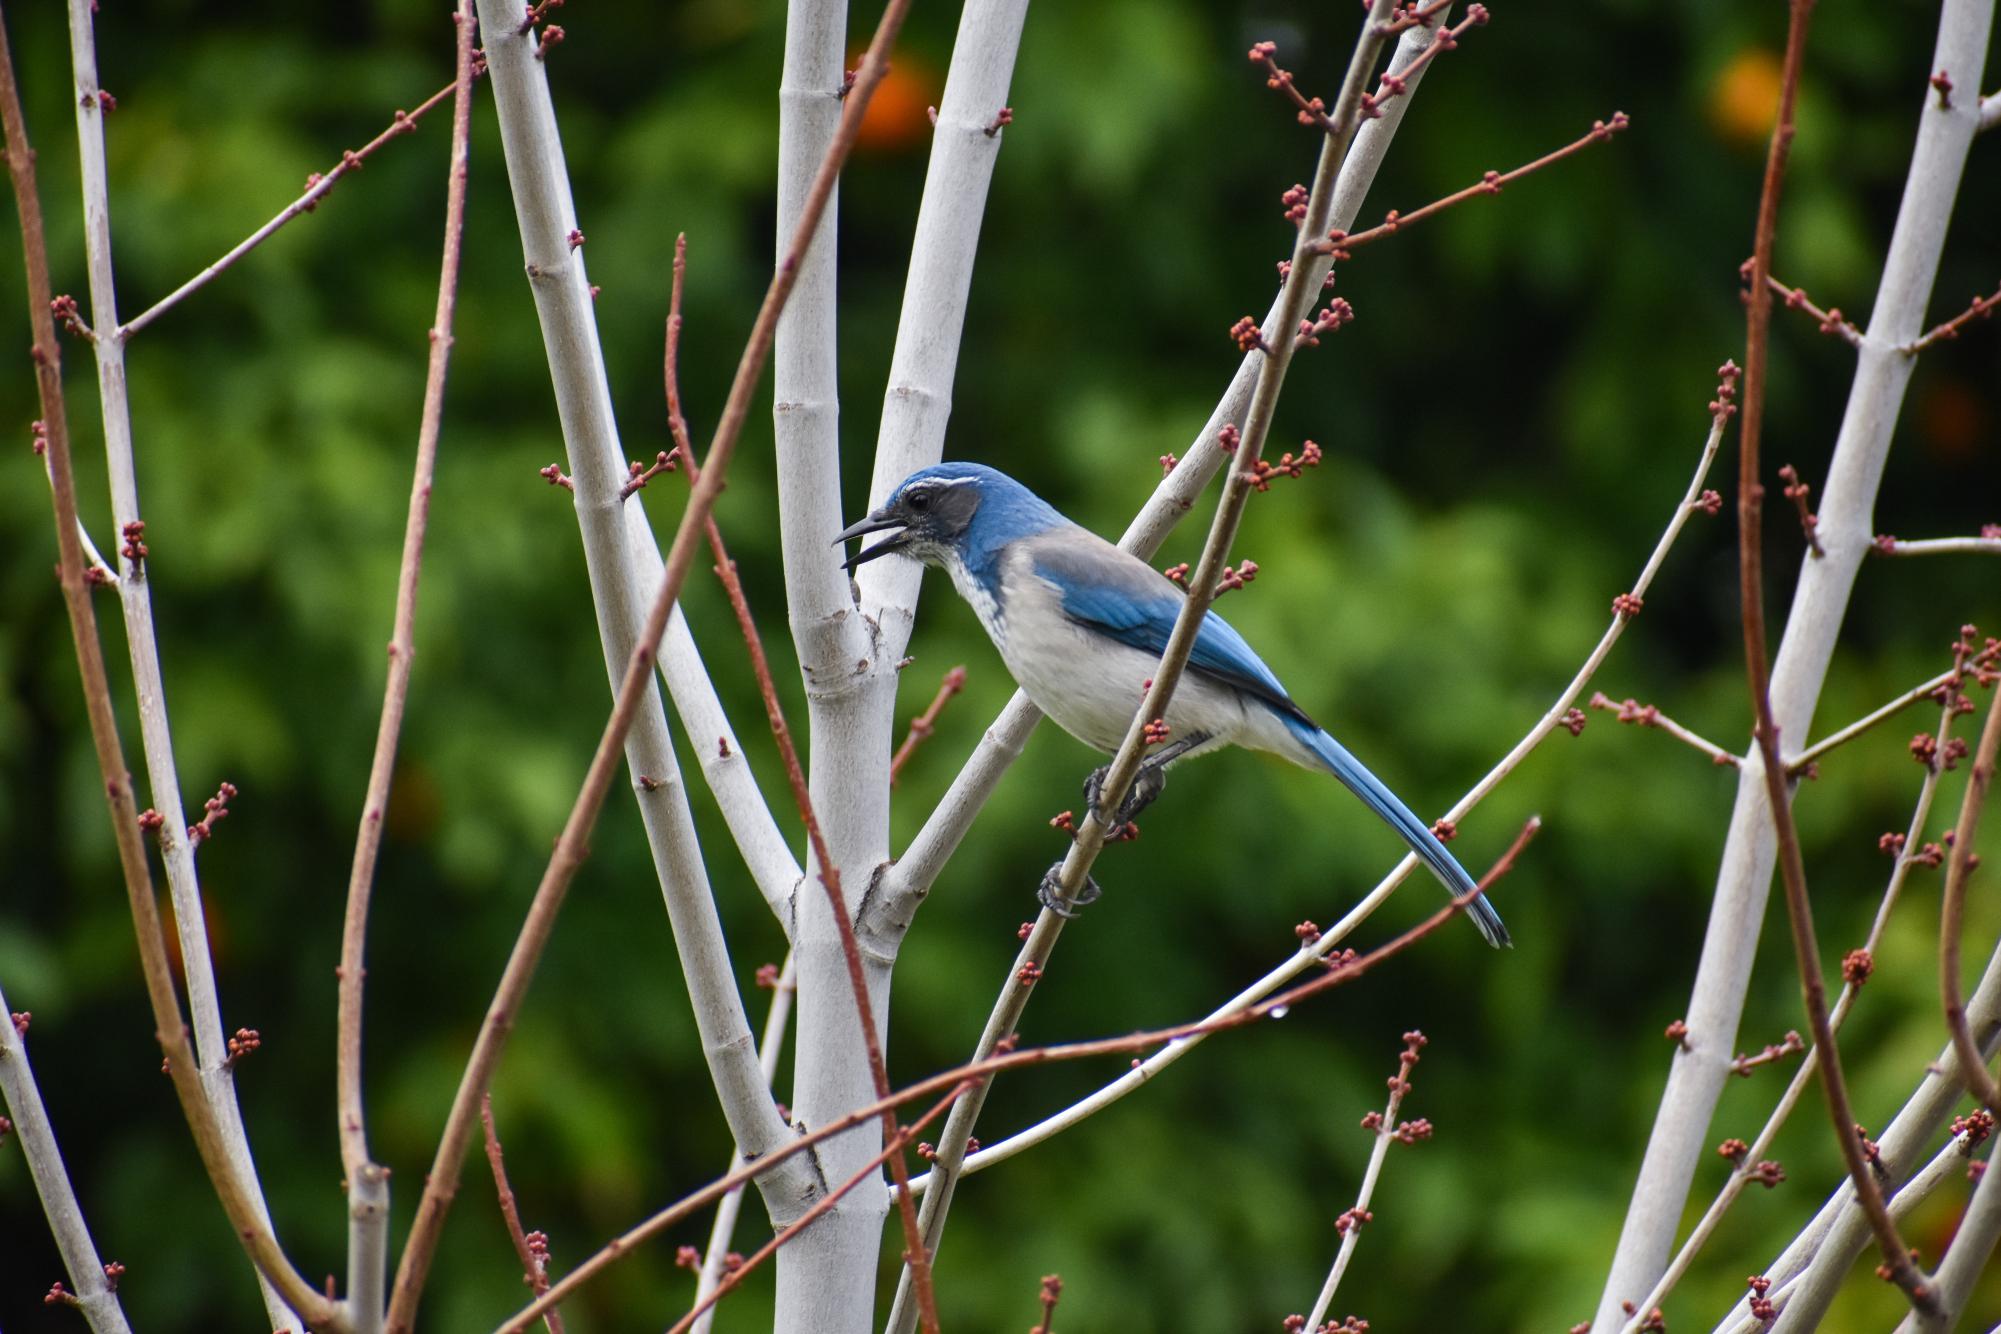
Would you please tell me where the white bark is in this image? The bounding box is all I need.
[860,11,1460,949]
[1592,0,1994,1322]
[62,5,299,1328]
[470,0,816,1208]
[764,2,898,1330]
[852,0,1032,670]
[0,982,133,1334]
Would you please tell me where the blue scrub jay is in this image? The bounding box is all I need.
[837,462,1510,948]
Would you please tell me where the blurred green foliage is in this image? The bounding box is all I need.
[1,1,1998,1331]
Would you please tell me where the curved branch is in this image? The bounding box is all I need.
[1941,691,2001,1111]
[0,15,339,1326]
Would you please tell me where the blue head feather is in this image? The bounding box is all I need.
[886,463,1068,590]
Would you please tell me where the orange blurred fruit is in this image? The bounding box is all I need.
[1709,48,1783,145]
[853,52,936,154]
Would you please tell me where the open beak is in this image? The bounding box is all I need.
[833,507,910,571]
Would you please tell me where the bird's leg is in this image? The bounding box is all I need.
[1037,863,1101,919]
[1082,730,1211,827]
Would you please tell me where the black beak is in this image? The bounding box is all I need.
[834,506,910,571]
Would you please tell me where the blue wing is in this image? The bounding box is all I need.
[1028,533,1311,726]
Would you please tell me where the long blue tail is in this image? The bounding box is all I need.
[1285,719,1511,949]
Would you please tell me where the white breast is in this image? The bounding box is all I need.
[979,550,1264,757]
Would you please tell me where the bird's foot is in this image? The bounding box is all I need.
[1037,862,1103,919]
[1082,762,1166,827]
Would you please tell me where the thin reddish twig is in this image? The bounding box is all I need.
[337,0,477,1201]
[664,233,940,1329]
[1777,464,1825,556]
[1587,691,1739,768]
[494,818,1542,1332]
[890,665,969,786]
[1317,114,1628,257]
[1029,1274,1063,1334]
[121,78,472,338]
[481,1094,567,1334]
[1907,280,2001,353]
[1764,272,1864,348]
[0,17,339,1329]
[1734,0,1934,1311]
[1941,686,2001,1113]
[382,2,919,1325]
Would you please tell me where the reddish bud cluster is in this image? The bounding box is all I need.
[1709,360,1741,418]
[675,1245,701,1271]
[1017,961,1043,985]
[1142,719,1172,745]
[1592,692,1659,728]
[1431,818,1457,842]
[121,520,148,565]
[1162,562,1190,585]
[1360,1110,1383,1131]
[754,962,780,989]
[1297,301,1355,347]
[1230,316,1266,353]
[1281,183,1310,224]
[1841,948,1873,986]
[1246,442,1323,492]
[1951,1109,1994,1148]
[984,107,1014,137]
[224,1027,261,1068]
[188,781,238,848]
[1747,1274,1775,1320]
[1930,68,1954,107]
[1050,810,1075,832]
[11,1011,28,1037]
[1559,707,1588,736]
[619,449,679,500]
[1394,1117,1433,1143]
[30,419,47,455]
[1294,920,1321,944]
[0,1115,12,1146]
[1664,1019,1690,1048]
[1217,424,1242,452]
[1855,1123,1881,1167]
[138,808,166,835]
[1693,489,1723,515]
[1215,560,1259,597]
[1611,592,1645,619]
[1333,1206,1373,1235]
[539,463,574,492]
[1777,464,1823,555]
[1159,452,1178,475]
[525,1230,551,1267]
[46,1283,78,1307]
[1879,831,1906,855]
[1747,1159,1786,1188]
[1718,1137,1749,1160]
[50,294,89,339]
[536,24,565,57]
[1911,841,1945,868]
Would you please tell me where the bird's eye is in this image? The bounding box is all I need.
[907,489,932,511]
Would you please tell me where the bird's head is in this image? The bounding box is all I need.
[835,463,1061,573]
